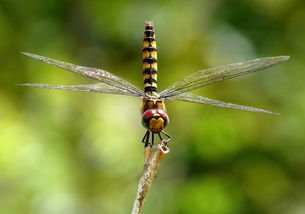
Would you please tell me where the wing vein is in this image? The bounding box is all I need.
[21,52,145,97]
[166,92,279,114]
[160,56,289,98]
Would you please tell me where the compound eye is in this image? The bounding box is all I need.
[156,109,168,118]
[143,109,156,119]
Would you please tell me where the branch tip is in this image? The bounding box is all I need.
[131,141,170,214]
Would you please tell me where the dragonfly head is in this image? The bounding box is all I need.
[142,109,169,133]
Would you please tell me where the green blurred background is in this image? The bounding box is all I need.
[0,0,304,213]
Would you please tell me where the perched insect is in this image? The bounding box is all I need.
[20,21,289,147]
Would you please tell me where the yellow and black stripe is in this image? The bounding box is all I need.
[143,21,158,94]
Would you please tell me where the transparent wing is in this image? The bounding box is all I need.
[21,52,145,97]
[159,56,289,98]
[18,83,143,97]
[165,92,279,114]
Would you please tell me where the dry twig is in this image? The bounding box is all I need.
[131,140,170,214]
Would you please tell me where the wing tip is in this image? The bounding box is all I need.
[277,55,290,62]
[16,83,44,88]
[269,55,290,63]
[21,51,33,57]
[266,111,281,115]
[21,51,44,61]
[16,83,30,86]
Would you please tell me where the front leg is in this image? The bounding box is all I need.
[142,130,151,147]
[158,131,171,143]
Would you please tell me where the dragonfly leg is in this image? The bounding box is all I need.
[146,131,151,147]
[142,130,152,147]
[158,133,162,140]
[152,133,154,145]
[157,131,171,143]
[142,130,149,143]
[161,130,171,143]
[142,130,150,147]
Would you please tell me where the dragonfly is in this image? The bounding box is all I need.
[20,21,289,147]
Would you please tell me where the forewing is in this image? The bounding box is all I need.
[21,52,145,97]
[165,92,279,114]
[159,56,289,98]
[18,83,145,97]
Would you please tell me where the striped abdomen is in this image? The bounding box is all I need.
[143,21,158,94]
